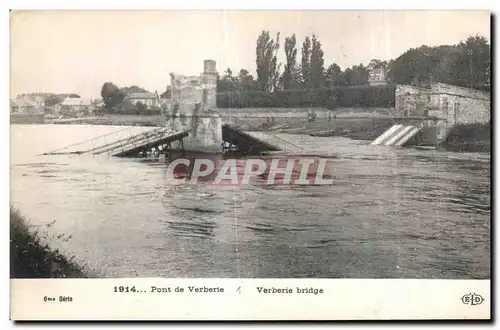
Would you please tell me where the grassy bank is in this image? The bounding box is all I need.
[47,113,490,152]
[50,114,165,127]
[228,116,395,141]
[10,207,89,278]
[442,122,491,153]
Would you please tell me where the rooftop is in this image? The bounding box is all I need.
[127,92,157,99]
[61,97,92,106]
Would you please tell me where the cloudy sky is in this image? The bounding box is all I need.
[10,10,490,98]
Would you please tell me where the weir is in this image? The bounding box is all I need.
[371,124,422,147]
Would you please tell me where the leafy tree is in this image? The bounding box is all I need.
[217,68,237,92]
[237,69,256,91]
[386,35,490,90]
[136,101,147,113]
[301,36,311,88]
[120,86,149,95]
[456,35,490,90]
[310,35,325,89]
[387,45,447,87]
[255,30,281,92]
[281,34,300,90]
[325,63,345,87]
[367,59,388,71]
[44,94,62,106]
[343,64,369,86]
[101,82,125,110]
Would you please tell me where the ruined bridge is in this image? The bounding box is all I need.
[42,123,283,158]
[41,61,490,157]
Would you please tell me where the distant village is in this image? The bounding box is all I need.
[10,86,173,118]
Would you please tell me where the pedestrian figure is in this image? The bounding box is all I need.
[310,111,317,123]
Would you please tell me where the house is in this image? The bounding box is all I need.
[124,92,159,108]
[54,97,93,114]
[10,100,19,113]
[11,97,42,114]
[368,67,388,86]
[94,98,104,107]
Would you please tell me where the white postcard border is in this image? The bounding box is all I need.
[10,278,490,320]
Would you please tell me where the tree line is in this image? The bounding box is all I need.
[217,31,490,108]
[96,31,489,111]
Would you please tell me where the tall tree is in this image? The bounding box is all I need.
[255,30,281,92]
[301,36,312,88]
[457,35,490,90]
[281,34,299,90]
[310,35,325,89]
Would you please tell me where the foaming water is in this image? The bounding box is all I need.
[10,125,490,278]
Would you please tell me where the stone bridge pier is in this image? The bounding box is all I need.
[165,60,223,154]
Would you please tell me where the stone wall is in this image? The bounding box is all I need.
[168,113,223,154]
[215,107,398,118]
[395,83,490,145]
[430,83,490,125]
[168,59,217,114]
[202,59,217,110]
[165,60,222,153]
[395,85,432,117]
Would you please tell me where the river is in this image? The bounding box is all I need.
[10,124,491,278]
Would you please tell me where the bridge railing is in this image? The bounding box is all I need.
[40,127,134,155]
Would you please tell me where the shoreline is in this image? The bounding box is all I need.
[12,114,491,153]
[10,207,90,278]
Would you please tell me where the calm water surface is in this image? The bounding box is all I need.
[10,124,491,278]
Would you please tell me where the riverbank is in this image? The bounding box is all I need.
[227,116,395,141]
[230,117,491,152]
[10,207,89,278]
[38,113,491,152]
[48,114,165,127]
[10,113,45,124]
[441,122,491,153]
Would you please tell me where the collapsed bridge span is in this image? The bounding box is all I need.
[42,127,189,157]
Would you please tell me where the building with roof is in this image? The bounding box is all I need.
[10,97,43,114]
[368,67,388,86]
[54,97,93,114]
[124,92,159,108]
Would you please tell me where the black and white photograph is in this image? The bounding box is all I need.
[8,9,491,319]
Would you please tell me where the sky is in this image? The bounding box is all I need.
[10,10,490,98]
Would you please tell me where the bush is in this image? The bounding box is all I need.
[10,207,89,278]
[216,85,397,109]
[445,122,491,144]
